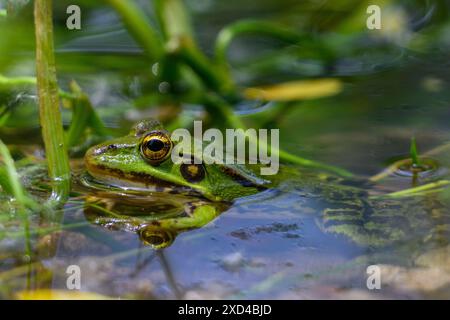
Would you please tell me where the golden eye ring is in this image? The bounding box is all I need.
[140,131,173,165]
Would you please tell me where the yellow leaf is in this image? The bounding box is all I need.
[16,289,113,300]
[244,78,342,101]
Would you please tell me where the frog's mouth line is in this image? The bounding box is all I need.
[84,162,203,198]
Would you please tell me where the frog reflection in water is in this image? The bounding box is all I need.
[82,120,450,249]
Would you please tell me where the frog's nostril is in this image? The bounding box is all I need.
[139,226,175,249]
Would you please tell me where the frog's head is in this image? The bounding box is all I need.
[85,120,268,201]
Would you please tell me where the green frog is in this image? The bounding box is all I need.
[81,120,450,249]
[81,119,269,248]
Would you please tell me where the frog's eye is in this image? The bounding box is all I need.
[140,131,173,165]
[180,163,206,183]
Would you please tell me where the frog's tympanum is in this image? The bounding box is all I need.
[81,120,450,249]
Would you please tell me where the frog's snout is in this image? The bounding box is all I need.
[139,226,175,249]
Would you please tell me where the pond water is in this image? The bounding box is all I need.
[1,0,450,299]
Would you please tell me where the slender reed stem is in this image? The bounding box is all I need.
[105,0,163,61]
[410,136,421,167]
[215,20,305,66]
[0,140,34,261]
[154,0,235,95]
[34,0,70,206]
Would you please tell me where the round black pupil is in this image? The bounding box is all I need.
[147,139,165,152]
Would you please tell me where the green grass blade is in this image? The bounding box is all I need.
[204,94,354,178]
[34,0,71,206]
[0,140,26,204]
[104,0,163,61]
[410,136,420,167]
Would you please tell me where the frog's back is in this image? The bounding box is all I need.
[269,166,450,247]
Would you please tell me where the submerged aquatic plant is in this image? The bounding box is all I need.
[0,140,34,208]
[0,139,39,270]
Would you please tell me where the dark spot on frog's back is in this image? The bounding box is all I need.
[340,178,373,189]
[219,166,267,190]
[230,223,300,240]
[230,229,251,240]
[326,188,367,200]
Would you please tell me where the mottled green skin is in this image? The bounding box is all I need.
[83,120,450,249]
[84,120,265,202]
[266,169,450,247]
[83,120,266,248]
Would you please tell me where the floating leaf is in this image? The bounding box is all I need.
[244,78,342,101]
